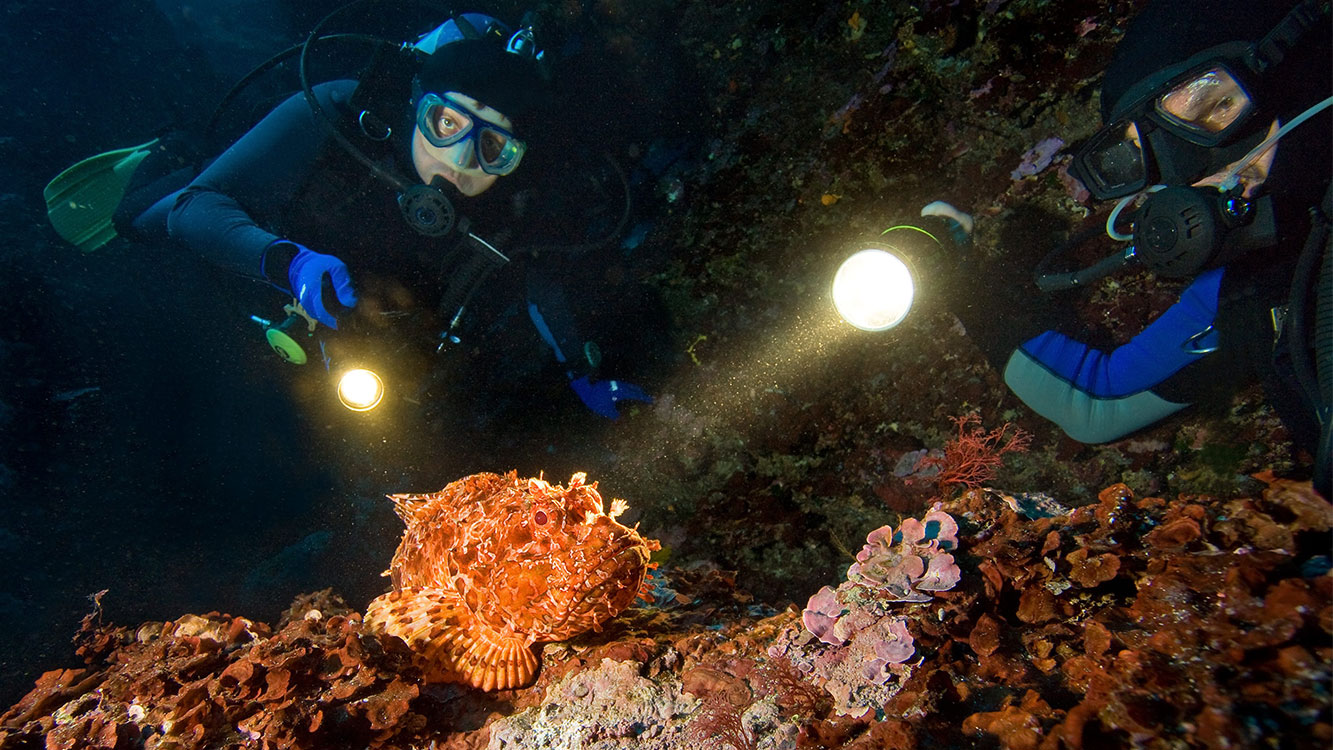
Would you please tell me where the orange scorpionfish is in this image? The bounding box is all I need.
[364,471,660,691]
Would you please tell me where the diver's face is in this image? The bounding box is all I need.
[411,92,510,197]
[1191,118,1279,197]
[1123,117,1279,197]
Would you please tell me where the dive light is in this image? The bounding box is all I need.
[832,247,917,331]
[251,307,387,413]
[336,368,385,411]
[831,221,952,331]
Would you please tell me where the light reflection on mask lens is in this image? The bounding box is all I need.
[1157,67,1252,136]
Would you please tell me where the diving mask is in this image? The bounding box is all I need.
[1073,0,1329,201]
[1073,44,1271,201]
[415,92,525,176]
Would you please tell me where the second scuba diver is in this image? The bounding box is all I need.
[929,0,1331,495]
[102,10,653,420]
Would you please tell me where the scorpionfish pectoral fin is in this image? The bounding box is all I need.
[364,586,541,691]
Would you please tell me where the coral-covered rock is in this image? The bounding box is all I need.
[487,658,698,749]
[0,590,435,749]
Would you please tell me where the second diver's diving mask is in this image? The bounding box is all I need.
[1072,0,1329,201]
[1073,49,1263,200]
[415,92,526,176]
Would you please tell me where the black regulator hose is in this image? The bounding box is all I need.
[1290,184,1333,498]
[1032,222,1134,293]
[204,33,374,145]
[1312,221,1331,499]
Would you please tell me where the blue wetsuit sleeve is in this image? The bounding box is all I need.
[166,82,353,279]
[1002,268,1225,443]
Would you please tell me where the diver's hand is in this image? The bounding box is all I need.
[570,376,652,419]
[921,201,974,243]
[285,244,358,329]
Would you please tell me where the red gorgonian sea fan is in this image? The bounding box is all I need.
[914,413,1031,494]
[688,692,756,750]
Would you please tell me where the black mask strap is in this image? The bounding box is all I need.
[1252,0,1329,71]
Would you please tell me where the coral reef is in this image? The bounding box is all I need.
[2,475,1329,748]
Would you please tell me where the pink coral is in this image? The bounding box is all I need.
[844,509,961,602]
[862,618,915,684]
[802,586,847,646]
[786,509,962,716]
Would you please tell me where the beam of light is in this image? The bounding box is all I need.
[605,299,861,481]
[337,368,385,412]
[601,239,930,494]
[831,247,916,331]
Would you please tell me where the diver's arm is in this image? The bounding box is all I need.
[166,81,356,280]
[525,259,590,371]
[1001,269,1225,443]
[524,258,653,418]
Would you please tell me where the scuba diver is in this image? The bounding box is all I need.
[43,8,653,420]
[922,0,1331,494]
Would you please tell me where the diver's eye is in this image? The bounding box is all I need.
[428,104,469,140]
[479,130,507,162]
[534,510,548,525]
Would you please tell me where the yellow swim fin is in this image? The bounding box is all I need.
[44,139,158,252]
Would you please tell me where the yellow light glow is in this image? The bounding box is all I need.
[832,248,916,331]
[337,368,385,412]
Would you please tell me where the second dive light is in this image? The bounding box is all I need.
[336,368,385,412]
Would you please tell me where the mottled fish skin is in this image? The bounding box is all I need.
[364,471,659,691]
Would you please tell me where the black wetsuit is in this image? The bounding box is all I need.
[117,80,587,369]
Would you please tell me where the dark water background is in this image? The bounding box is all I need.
[0,0,694,705]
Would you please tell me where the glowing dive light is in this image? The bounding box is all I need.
[832,247,916,331]
[337,368,385,412]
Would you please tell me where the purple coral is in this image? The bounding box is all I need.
[844,509,961,601]
[1011,137,1065,180]
[862,618,915,684]
[802,585,847,646]
[788,509,961,716]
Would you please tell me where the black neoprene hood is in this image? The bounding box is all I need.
[416,38,550,128]
[1101,0,1329,125]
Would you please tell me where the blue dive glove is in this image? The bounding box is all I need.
[570,376,652,419]
[284,244,358,329]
